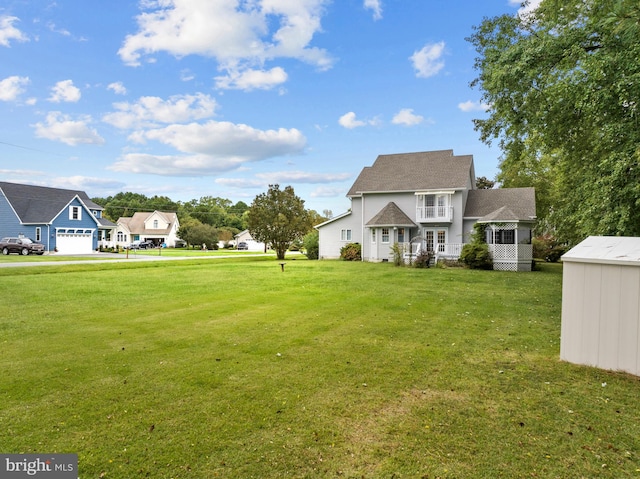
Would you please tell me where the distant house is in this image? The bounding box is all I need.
[0,181,115,253]
[315,150,537,271]
[234,229,267,252]
[115,211,181,248]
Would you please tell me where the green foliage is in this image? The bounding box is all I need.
[475,176,495,189]
[390,242,405,266]
[460,223,492,269]
[532,234,568,263]
[413,249,433,268]
[302,230,319,260]
[468,0,640,244]
[247,184,312,260]
[339,242,361,261]
[93,192,180,222]
[460,242,493,270]
[469,222,488,244]
[177,217,218,249]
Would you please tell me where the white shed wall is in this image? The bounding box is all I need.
[561,240,640,376]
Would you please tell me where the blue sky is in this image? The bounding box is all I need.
[0,0,536,215]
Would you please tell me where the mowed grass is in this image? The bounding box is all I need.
[1,258,639,478]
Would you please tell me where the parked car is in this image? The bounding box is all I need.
[0,237,45,255]
[129,240,155,249]
[237,242,248,250]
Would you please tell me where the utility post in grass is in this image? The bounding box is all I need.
[247,184,311,261]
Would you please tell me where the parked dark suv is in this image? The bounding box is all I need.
[0,237,45,255]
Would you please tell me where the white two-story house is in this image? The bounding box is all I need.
[316,150,537,271]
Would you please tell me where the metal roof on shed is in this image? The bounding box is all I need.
[562,236,640,266]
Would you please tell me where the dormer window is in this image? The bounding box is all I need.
[153,219,158,229]
[69,206,82,221]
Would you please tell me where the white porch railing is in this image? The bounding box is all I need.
[399,242,533,270]
[401,242,464,259]
[416,206,453,223]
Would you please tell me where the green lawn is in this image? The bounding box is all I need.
[1,258,638,478]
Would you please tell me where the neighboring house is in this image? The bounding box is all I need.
[316,150,537,271]
[0,181,115,253]
[115,211,181,248]
[234,229,267,252]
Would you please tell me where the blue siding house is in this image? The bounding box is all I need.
[0,182,115,253]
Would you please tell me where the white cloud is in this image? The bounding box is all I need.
[33,111,105,146]
[48,80,81,103]
[215,177,265,188]
[0,16,28,47]
[107,82,127,95]
[0,75,30,101]
[110,120,306,176]
[310,186,344,198]
[510,0,542,21]
[50,175,126,191]
[215,66,288,91]
[392,108,423,126]
[338,111,366,129]
[364,0,382,20]
[118,0,332,91]
[255,171,351,183]
[103,93,218,129]
[458,100,490,112]
[410,41,445,78]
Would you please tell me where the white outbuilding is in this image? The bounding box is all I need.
[561,236,640,376]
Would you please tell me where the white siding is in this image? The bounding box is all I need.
[317,210,360,259]
[561,236,640,376]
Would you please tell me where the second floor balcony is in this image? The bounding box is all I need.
[416,205,453,223]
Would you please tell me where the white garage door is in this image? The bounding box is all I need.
[56,229,94,254]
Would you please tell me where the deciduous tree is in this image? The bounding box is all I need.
[247,185,311,260]
[468,0,640,244]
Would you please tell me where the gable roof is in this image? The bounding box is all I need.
[347,150,474,196]
[366,202,417,227]
[314,210,352,229]
[464,188,536,222]
[0,181,105,224]
[117,211,178,235]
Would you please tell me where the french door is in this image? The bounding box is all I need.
[423,228,447,253]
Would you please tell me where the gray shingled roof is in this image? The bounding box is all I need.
[118,211,178,235]
[464,188,536,221]
[0,181,106,224]
[365,202,417,227]
[348,150,473,196]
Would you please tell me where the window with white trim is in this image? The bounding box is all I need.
[381,228,390,243]
[35,227,41,242]
[371,229,376,243]
[153,219,159,229]
[340,229,352,241]
[69,206,81,221]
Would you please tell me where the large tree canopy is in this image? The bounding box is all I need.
[247,185,311,260]
[468,0,640,244]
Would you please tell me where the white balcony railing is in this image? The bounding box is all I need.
[416,206,453,223]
